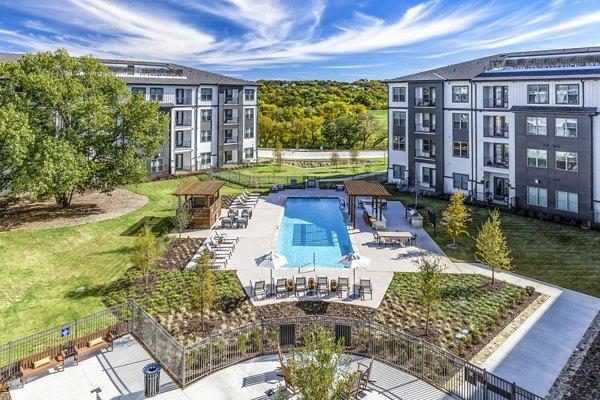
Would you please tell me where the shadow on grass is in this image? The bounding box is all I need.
[120,216,173,236]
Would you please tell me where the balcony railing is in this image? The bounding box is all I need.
[224,98,239,105]
[484,158,509,169]
[415,149,436,158]
[414,124,436,133]
[175,97,192,105]
[175,140,192,149]
[175,119,192,127]
[415,98,436,107]
[483,98,508,108]
[224,136,239,144]
[224,118,239,124]
[483,125,509,138]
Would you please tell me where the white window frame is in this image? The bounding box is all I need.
[453,173,469,190]
[527,149,547,168]
[527,85,549,104]
[452,141,468,158]
[527,117,547,136]
[555,118,577,138]
[527,186,547,207]
[556,191,578,213]
[452,113,469,130]
[392,87,406,102]
[244,89,255,101]
[556,84,579,104]
[452,86,469,103]
[150,158,164,173]
[555,151,578,171]
[393,164,406,180]
[200,88,212,102]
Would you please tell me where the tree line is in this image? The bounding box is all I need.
[257,79,388,149]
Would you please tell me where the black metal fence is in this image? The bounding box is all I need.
[0,304,544,400]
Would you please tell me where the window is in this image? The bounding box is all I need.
[392,134,405,151]
[131,87,146,96]
[224,89,235,103]
[393,164,406,180]
[175,110,191,126]
[556,191,578,213]
[453,173,469,190]
[244,89,255,101]
[176,88,191,104]
[224,109,236,123]
[224,129,237,143]
[556,118,577,137]
[452,86,469,103]
[244,147,254,159]
[224,150,233,163]
[200,130,211,142]
[527,149,547,168]
[175,130,188,147]
[244,127,254,138]
[452,113,469,130]
[527,187,548,207]
[200,88,212,102]
[244,108,254,119]
[484,86,508,108]
[201,109,212,122]
[392,87,406,102]
[199,152,211,166]
[175,154,184,170]
[527,117,547,136]
[556,84,579,104]
[392,111,406,127]
[422,167,435,186]
[150,158,164,173]
[528,85,549,104]
[453,141,468,158]
[556,151,578,171]
[150,88,163,101]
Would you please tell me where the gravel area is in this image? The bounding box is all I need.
[0,188,147,231]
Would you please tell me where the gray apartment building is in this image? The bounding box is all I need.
[387,46,600,223]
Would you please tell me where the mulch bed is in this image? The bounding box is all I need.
[255,301,377,321]
[156,238,204,270]
[563,327,600,400]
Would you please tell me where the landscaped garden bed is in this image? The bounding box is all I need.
[155,238,204,270]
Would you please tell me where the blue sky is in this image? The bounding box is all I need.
[1,0,600,81]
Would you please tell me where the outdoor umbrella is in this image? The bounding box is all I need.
[337,252,371,298]
[258,252,288,297]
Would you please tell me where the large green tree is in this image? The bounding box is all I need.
[0,49,169,207]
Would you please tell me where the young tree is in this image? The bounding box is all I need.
[330,150,341,172]
[130,225,161,285]
[475,209,513,285]
[171,201,192,240]
[0,49,169,208]
[414,254,445,336]
[349,149,360,173]
[273,141,284,173]
[190,249,216,330]
[441,191,472,247]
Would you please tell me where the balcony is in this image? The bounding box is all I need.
[224,136,239,144]
[483,98,508,109]
[175,97,192,105]
[224,118,239,125]
[415,98,436,107]
[414,124,436,133]
[483,125,509,138]
[415,149,436,159]
[224,97,239,105]
[484,158,509,169]
[175,139,192,149]
[175,119,192,127]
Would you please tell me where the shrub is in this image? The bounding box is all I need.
[518,209,527,217]
[553,215,561,223]
[525,286,536,296]
[528,210,536,218]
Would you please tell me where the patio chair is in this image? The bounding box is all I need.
[277,184,285,191]
[316,276,329,296]
[241,208,252,219]
[294,277,307,297]
[281,362,298,395]
[357,357,375,391]
[337,276,350,298]
[237,217,248,229]
[275,278,288,297]
[252,280,266,300]
[346,369,364,399]
[220,217,233,229]
[209,237,236,251]
[215,230,239,243]
[411,233,417,246]
[372,232,381,245]
[206,243,231,258]
[270,185,279,193]
[227,208,238,218]
[359,279,373,300]
[244,189,260,198]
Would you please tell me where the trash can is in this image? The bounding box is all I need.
[143,363,161,398]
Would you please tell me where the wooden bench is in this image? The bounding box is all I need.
[74,328,115,364]
[19,346,65,386]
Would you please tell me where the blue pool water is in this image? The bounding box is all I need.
[276,198,353,268]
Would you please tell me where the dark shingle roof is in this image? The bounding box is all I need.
[387,46,600,83]
[0,52,256,86]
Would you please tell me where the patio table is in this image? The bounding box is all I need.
[377,231,413,246]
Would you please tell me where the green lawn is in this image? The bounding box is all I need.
[0,176,246,343]
[240,160,387,177]
[387,190,600,298]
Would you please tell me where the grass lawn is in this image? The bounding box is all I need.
[239,160,387,177]
[0,176,247,343]
[386,190,600,298]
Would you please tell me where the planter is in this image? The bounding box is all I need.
[287,279,293,292]
[330,280,337,292]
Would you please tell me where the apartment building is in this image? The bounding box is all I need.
[387,47,600,223]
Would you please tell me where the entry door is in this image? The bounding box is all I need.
[175,154,184,170]
[494,177,508,198]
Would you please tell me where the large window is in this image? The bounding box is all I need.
[150,158,164,173]
[244,89,255,101]
[556,84,579,104]
[200,130,211,142]
[201,109,212,122]
[527,117,547,136]
[244,108,254,119]
[199,152,211,165]
[422,167,435,186]
[150,87,164,101]
[244,147,254,159]
[392,134,405,151]
[528,85,549,104]
[556,151,578,171]
[556,118,577,137]
[200,88,212,101]
[527,187,548,207]
[392,111,406,127]
[175,110,191,126]
[452,86,469,103]
[244,127,254,138]
[131,87,146,96]
[452,113,469,130]
[453,173,469,190]
[556,191,578,213]
[393,164,406,180]
[392,87,406,102]
[527,149,547,168]
[453,141,468,158]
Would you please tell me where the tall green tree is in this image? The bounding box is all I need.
[414,254,445,336]
[441,191,472,246]
[322,116,361,148]
[357,112,380,150]
[475,210,513,284]
[190,249,216,331]
[0,49,169,207]
[130,225,162,285]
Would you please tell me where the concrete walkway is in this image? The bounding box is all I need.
[456,263,600,396]
[258,149,386,159]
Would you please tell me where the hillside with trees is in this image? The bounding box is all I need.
[257,79,388,149]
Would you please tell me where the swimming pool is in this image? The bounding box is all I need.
[276,197,353,268]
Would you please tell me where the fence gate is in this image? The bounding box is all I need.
[334,324,351,347]
[279,324,296,346]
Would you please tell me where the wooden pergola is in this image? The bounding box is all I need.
[172,181,225,229]
[344,180,391,229]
